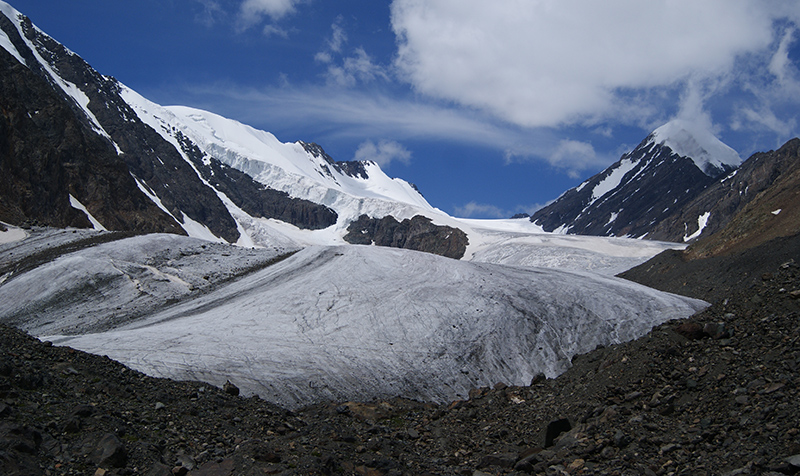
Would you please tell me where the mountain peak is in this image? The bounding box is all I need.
[650,119,741,176]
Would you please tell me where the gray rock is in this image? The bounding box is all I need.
[176,453,196,471]
[614,430,631,448]
[90,433,127,468]
[478,452,517,469]
[145,462,172,476]
[71,404,94,418]
[223,380,239,396]
[544,418,571,447]
[704,322,732,339]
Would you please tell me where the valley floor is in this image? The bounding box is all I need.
[0,257,798,475]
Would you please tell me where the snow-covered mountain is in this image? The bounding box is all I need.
[531,120,740,239]
[651,120,741,177]
[0,1,459,253]
[0,1,713,410]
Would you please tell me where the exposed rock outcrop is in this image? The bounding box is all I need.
[343,214,468,259]
[648,137,800,247]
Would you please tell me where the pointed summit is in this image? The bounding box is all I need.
[530,121,740,238]
[651,119,741,177]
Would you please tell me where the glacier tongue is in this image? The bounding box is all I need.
[43,243,707,409]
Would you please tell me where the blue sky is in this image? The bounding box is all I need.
[9,0,800,218]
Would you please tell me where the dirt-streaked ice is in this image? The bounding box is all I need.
[39,241,706,409]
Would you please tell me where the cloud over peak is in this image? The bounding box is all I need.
[354,140,412,168]
[390,0,795,129]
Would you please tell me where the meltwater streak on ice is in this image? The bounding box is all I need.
[44,244,707,409]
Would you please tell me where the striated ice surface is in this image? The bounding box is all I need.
[34,240,707,409]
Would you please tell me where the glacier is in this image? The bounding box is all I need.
[40,242,706,409]
[0,226,706,409]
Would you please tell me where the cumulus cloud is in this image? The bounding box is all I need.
[354,140,412,167]
[390,0,791,128]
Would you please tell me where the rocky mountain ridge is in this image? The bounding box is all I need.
[531,122,799,244]
[647,138,800,250]
[530,123,736,240]
[0,2,440,252]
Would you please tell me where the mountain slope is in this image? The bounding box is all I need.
[0,9,184,235]
[646,137,800,245]
[531,120,739,239]
[0,2,445,250]
[619,139,800,302]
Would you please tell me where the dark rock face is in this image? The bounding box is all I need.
[344,214,468,259]
[531,134,728,239]
[300,141,370,180]
[532,132,799,244]
[0,24,183,234]
[647,138,800,245]
[619,139,800,302]
[10,15,240,242]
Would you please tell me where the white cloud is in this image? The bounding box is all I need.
[190,84,526,148]
[262,24,290,38]
[390,0,792,128]
[453,201,546,219]
[453,202,508,219]
[326,19,348,54]
[674,79,720,134]
[326,48,389,86]
[193,0,224,26]
[545,140,600,178]
[239,0,302,29]
[731,26,800,138]
[354,140,412,167]
[733,106,795,137]
[315,20,389,86]
[768,27,800,90]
